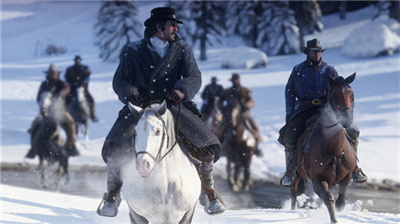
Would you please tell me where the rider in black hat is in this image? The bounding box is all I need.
[97,7,225,217]
[65,55,99,122]
[278,38,367,187]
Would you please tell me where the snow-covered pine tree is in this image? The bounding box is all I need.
[256,2,300,56]
[94,0,142,62]
[225,1,270,48]
[169,0,225,61]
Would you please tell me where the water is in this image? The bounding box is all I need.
[1,165,399,214]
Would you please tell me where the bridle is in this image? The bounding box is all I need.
[135,102,181,164]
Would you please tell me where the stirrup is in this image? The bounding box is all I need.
[280,172,293,187]
[97,193,121,217]
[353,168,368,183]
[204,195,225,215]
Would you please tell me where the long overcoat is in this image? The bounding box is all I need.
[102,37,221,162]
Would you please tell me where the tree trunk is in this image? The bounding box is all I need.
[339,1,347,20]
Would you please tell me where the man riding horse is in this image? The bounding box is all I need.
[201,76,223,122]
[26,64,79,158]
[65,55,99,122]
[217,73,263,157]
[97,7,225,217]
[278,38,367,187]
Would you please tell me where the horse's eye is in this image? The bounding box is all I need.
[155,129,161,136]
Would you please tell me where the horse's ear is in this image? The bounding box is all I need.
[345,72,356,84]
[128,102,143,117]
[156,100,167,116]
[327,74,336,86]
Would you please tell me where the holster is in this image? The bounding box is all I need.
[183,101,202,118]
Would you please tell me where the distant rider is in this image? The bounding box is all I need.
[201,76,223,122]
[26,64,79,158]
[65,55,99,122]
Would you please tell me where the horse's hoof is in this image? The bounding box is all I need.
[232,184,240,193]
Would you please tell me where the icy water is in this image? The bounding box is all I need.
[1,165,399,214]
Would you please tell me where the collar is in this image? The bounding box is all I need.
[150,35,169,58]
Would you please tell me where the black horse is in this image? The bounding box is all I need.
[32,91,70,189]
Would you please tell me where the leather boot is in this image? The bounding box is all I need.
[196,154,226,215]
[97,164,123,218]
[280,146,296,187]
[346,130,368,183]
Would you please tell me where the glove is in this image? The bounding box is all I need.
[286,114,292,123]
[127,94,143,107]
[168,89,185,103]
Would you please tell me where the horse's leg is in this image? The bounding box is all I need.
[233,162,241,192]
[226,159,235,189]
[38,158,49,189]
[179,205,196,224]
[129,207,149,224]
[242,154,253,191]
[290,176,301,210]
[336,174,351,212]
[312,178,337,223]
[84,121,89,149]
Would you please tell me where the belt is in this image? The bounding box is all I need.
[298,98,326,108]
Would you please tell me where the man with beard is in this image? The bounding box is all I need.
[278,38,367,187]
[97,7,225,217]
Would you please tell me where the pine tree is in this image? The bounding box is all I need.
[257,2,300,56]
[169,0,225,61]
[94,0,142,62]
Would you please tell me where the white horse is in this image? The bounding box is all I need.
[67,87,90,146]
[122,101,201,224]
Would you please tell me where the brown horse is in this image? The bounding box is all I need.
[221,97,257,192]
[290,73,358,223]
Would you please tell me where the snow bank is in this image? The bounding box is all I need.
[221,46,268,69]
[342,19,400,58]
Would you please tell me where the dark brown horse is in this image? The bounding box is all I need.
[221,97,257,192]
[291,73,358,223]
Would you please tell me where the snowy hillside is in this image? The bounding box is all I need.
[1,1,399,223]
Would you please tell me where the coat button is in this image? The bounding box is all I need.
[165,78,169,81]
[167,64,170,67]
[150,90,154,94]
[163,89,167,92]
[150,65,154,69]
[153,79,156,82]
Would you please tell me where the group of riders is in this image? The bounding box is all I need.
[26,6,368,219]
[26,55,98,159]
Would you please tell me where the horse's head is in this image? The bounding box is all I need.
[327,73,356,128]
[38,91,53,117]
[226,97,242,128]
[38,90,65,120]
[128,100,174,178]
[75,87,86,103]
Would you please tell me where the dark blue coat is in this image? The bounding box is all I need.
[109,37,221,161]
[285,59,338,120]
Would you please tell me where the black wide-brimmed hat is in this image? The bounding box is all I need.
[301,38,325,54]
[229,73,240,81]
[144,7,183,27]
[74,55,81,61]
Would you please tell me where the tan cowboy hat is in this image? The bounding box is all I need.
[144,7,183,27]
[301,38,325,54]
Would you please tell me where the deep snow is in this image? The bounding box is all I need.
[1,1,399,223]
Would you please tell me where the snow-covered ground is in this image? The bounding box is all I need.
[1,1,399,223]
